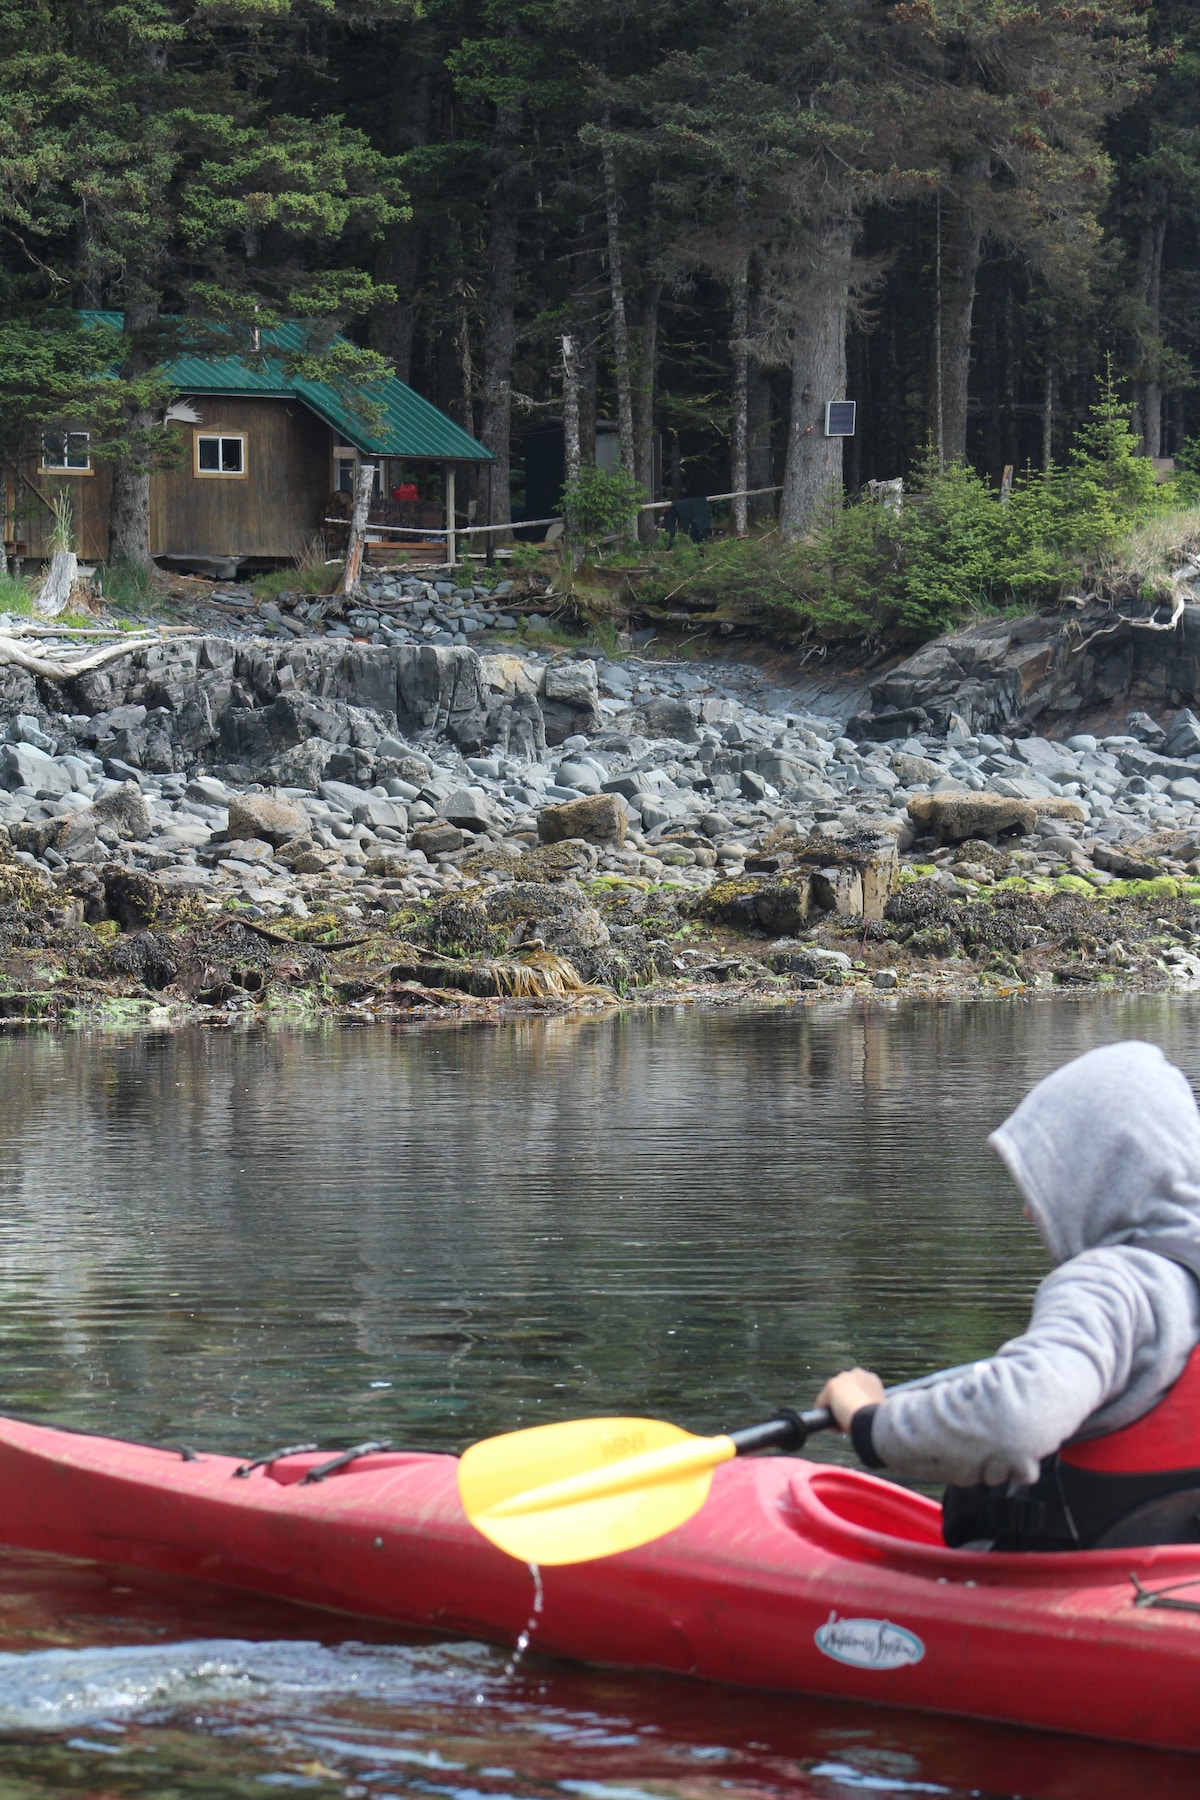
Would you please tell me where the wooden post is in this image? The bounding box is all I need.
[335,460,376,596]
[446,465,457,570]
[485,462,495,568]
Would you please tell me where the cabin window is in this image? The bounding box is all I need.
[194,433,246,477]
[41,431,90,473]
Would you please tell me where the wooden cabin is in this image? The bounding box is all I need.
[19,315,492,576]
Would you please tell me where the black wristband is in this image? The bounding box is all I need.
[850,1404,884,1469]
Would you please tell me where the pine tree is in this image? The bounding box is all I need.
[0,0,406,566]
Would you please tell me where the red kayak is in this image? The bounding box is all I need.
[0,1413,1196,1752]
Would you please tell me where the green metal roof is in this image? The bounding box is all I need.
[80,312,492,462]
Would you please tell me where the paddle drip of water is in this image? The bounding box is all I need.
[476,1563,543,1702]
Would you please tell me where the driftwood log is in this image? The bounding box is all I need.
[0,633,156,679]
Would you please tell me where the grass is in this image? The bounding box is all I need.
[100,558,161,614]
[0,574,35,616]
[1084,502,1200,599]
[250,563,340,604]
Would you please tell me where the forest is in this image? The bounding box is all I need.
[0,0,1198,609]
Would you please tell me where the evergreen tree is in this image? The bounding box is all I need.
[0,0,406,565]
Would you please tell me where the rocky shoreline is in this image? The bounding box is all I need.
[4,595,1200,1024]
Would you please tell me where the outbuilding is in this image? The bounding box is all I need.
[20,315,491,576]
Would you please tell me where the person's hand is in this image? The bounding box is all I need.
[816,1367,886,1431]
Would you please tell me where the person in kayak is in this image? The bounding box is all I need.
[816,1039,1200,1550]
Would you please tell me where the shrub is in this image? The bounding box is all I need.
[562,466,643,543]
[694,367,1174,642]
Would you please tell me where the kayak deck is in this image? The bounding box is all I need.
[0,1415,1195,1750]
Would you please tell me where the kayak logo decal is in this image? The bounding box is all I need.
[814,1612,925,1671]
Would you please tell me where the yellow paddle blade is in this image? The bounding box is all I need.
[458,1416,737,1565]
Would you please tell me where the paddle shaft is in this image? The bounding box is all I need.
[729,1410,832,1454]
[726,1359,988,1458]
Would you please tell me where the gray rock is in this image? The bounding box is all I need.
[555,759,602,794]
[1126,711,1166,748]
[443,786,496,831]
[1163,709,1200,760]
[890,751,945,786]
[538,794,627,848]
[636,695,699,743]
[6,715,56,753]
[187,776,230,805]
[544,659,598,706]
[319,778,370,812]
[353,797,409,831]
[226,789,310,846]
[91,780,152,838]
[0,745,71,799]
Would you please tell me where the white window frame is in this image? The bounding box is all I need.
[333,445,357,494]
[194,432,247,479]
[41,430,91,474]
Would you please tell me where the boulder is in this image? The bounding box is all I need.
[484,879,610,950]
[1094,845,1161,879]
[410,823,465,857]
[907,791,1037,843]
[537,794,627,848]
[812,864,865,917]
[274,837,334,874]
[753,878,812,934]
[1164,708,1200,760]
[555,759,602,794]
[226,789,309,846]
[1032,797,1088,825]
[352,797,409,832]
[0,744,71,800]
[745,827,898,922]
[91,780,153,840]
[9,812,97,862]
[635,694,699,743]
[544,659,599,707]
[443,787,496,831]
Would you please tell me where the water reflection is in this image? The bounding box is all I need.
[1,996,1199,1454]
[0,997,1199,1796]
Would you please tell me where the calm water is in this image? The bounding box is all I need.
[0,998,1198,1796]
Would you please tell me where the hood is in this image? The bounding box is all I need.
[988,1041,1200,1265]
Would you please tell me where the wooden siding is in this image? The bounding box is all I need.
[19,395,332,563]
[18,461,112,563]
[150,396,330,558]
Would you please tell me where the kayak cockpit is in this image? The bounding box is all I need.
[788,1466,944,1554]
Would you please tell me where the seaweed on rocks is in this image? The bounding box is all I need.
[416,893,501,957]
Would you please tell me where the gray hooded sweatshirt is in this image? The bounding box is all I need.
[868,1041,1200,1488]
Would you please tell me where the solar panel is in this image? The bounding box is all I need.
[824,400,857,437]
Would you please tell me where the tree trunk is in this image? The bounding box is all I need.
[108,301,159,570]
[634,279,662,545]
[780,224,853,537]
[746,356,773,521]
[935,181,986,467]
[600,124,636,475]
[579,333,598,469]
[336,462,376,597]
[371,224,423,385]
[731,251,750,533]
[1133,214,1166,456]
[1042,361,1055,472]
[36,550,78,618]
[562,334,581,488]
[480,103,520,533]
[369,65,432,386]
